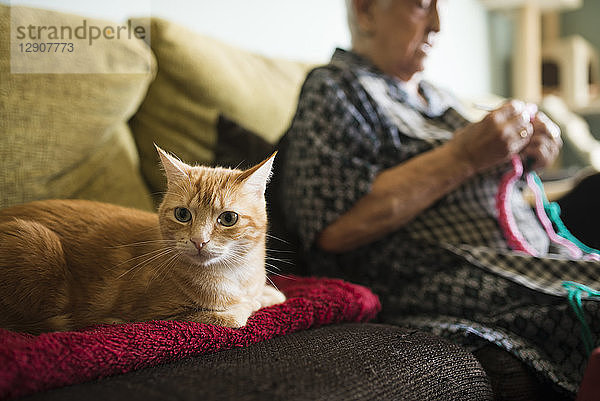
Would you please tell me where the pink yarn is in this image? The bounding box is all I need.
[497,155,589,259]
[495,104,589,257]
[0,276,381,400]
[584,253,600,262]
[496,155,540,255]
[525,172,583,258]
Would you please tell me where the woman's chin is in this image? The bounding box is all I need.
[394,67,423,82]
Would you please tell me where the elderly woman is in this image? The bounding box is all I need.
[272,0,600,398]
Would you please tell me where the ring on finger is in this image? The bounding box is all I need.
[519,129,529,139]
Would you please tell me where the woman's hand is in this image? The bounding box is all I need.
[520,111,562,170]
[448,100,535,173]
[315,100,562,253]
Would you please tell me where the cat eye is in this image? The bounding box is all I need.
[174,207,192,223]
[217,211,238,227]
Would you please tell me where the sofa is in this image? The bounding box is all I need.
[0,4,582,400]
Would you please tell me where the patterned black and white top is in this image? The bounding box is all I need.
[274,48,600,396]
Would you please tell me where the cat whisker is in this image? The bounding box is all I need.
[265,248,296,254]
[265,268,290,279]
[265,274,281,293]
[265,269,297,284]
[265,234,291,245]
[215,255,237,277]
[226,251,250,267]
[116,248,175,278]
[225,248,250,259]
[108,239,178,249]
[138,248,180,276]
[148,253,174,283]
[116,248,178,279]
[108,247,173,271]
[264,263,283,273]
[265,256,294,266]
[150,252,182,284]
[264,263,295,281]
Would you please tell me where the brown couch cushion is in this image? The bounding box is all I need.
[129,17,312,196]
[0,5,155,211]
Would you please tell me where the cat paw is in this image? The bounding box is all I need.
[180,305,253,328]
[212,309,251,328]
[201,304,253,328]
[217,314,247,328]
[259,285,286,308]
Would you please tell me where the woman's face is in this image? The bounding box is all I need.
[356,0,441,81]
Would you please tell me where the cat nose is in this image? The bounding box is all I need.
[190,238,210,251]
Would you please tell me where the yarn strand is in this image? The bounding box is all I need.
[496,156,539,255]
[497,155,599,260]
[525,172,583,258]
[530,173,600,259]
[562,281,600,356]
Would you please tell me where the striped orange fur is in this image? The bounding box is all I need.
[0,147,285,334]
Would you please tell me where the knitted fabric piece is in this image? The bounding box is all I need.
[20,324,493,401]
[0,276,380,400]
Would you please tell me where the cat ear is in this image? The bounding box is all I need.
[155,144,191,184]
[239,151,277,196]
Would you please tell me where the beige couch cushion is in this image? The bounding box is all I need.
[129,17,312,194]
[0,5,155,211]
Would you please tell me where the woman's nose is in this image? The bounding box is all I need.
[429,3,441,33]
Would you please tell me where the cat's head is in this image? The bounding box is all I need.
[155,145,275,267]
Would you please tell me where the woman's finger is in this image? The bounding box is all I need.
[532,112,562,145]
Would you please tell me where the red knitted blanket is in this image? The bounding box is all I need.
[0,276,380,400]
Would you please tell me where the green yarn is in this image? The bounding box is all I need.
[563,281,600,356]
[531,173,600,255]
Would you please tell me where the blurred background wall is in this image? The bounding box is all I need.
[6,0,491,98]
[6,0,599,150]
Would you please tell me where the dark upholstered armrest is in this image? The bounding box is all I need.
[22,323,492,401]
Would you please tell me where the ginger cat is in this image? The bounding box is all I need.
[0,146,285,334]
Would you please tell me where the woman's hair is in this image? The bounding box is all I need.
[345,0,393,43]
